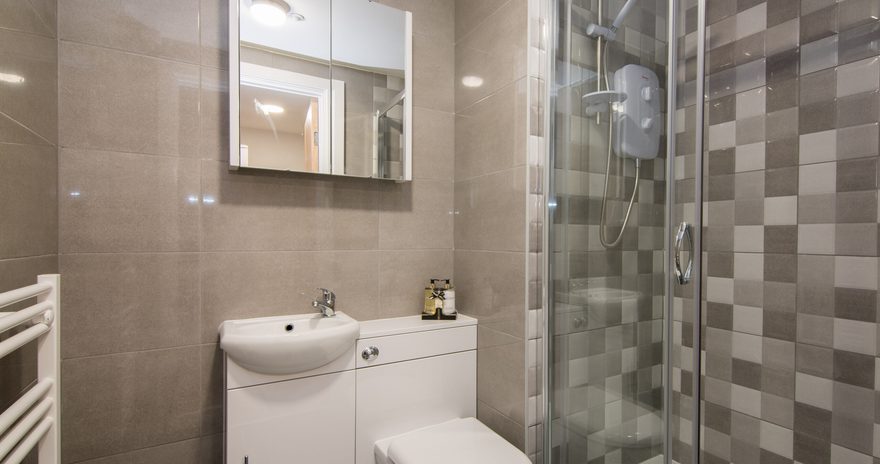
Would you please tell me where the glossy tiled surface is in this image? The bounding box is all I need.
[0,0,58,440]
[57,0,458,461]
[453,0,534,452]
[0,27,57,144]
[59,41,200,157]
[696,0,880,463]
[59,0,200,63]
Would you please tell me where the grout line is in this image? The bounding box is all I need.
[0,254,58,263]
[455,75,530,115]
[453,0,514,46]
[57,37,203,67]
[66,436,207,464]
[0,23,55,41]
[62,343,204,362]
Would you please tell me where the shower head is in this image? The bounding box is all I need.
[585,0,639,41]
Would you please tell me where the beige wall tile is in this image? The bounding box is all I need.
[0,143,57,258]
[0,113,52,146]
[200,161,379,251]
[454,167,528,252]
[200,0,228,69]
[198,434,223,464]
[0,0,57,423]
[454,250,526,337]
[61,347,201,463]
[199,66,229,160]
[478,399,526,450]
[379,0,454,43]
[413,33,455,112]
[455,0,509,41]
[60,41,200,156]
[0,28,58,143]
[60,0,200,63]
[0,0,55,37]
[26,0,57,35]
[378,249,454,316]
[378,179,454,249]
[477,326,526,425]
[0,256,58,295]
[60,253,201,358]
[72,439,201,464]
[199,250,379,342]
[454,0,528,111]
[455,78,527,181]
[59,149,201,252]
[200,344,223,435]
[412,107,455,181]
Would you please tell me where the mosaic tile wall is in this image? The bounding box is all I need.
[549,0,670,463]
[696,0,880,463]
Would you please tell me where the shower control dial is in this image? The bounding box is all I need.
[641,86,653,101]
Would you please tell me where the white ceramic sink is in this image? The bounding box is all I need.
[219,312,360,375]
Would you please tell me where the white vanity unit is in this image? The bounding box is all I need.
[221,313,477,464]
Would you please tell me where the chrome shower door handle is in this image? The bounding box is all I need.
[674,222,694,285]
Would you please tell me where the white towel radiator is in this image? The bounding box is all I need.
[0,274,60,464]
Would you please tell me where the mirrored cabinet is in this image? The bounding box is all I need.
[229,0,412,181]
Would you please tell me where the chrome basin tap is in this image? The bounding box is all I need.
[312,288,336,317]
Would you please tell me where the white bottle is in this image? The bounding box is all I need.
[442,288,456,316]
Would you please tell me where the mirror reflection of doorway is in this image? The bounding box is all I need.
[239,84,318,171]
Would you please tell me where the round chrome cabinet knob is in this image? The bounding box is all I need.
[361,346,379,361]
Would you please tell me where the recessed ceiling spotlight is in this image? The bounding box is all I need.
[250,0,301,26]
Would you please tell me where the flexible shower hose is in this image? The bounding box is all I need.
[597,36,640,249]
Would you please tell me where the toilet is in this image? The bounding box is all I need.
[356,315,531,464]
[373,417,531,464]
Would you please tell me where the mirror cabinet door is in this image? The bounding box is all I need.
[331,0,411,180]
[230,0,412,181]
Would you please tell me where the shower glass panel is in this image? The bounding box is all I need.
[547,0,704,463]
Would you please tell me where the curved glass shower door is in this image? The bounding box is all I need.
[547,0,704,463]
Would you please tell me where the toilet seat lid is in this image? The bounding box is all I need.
[384,417,531,464]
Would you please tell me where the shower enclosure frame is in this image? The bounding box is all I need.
[543,0,708,462]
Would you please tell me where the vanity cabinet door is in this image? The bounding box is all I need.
[227,370,356,464]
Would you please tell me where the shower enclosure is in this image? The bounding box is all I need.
[547,0,704,462]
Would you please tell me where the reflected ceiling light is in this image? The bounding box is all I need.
[0,72,25,84]
[251,0,296,26]
[261,103,285,114]
[250,0,305,26]
[254,99,285,115]
[461,75,484,88]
